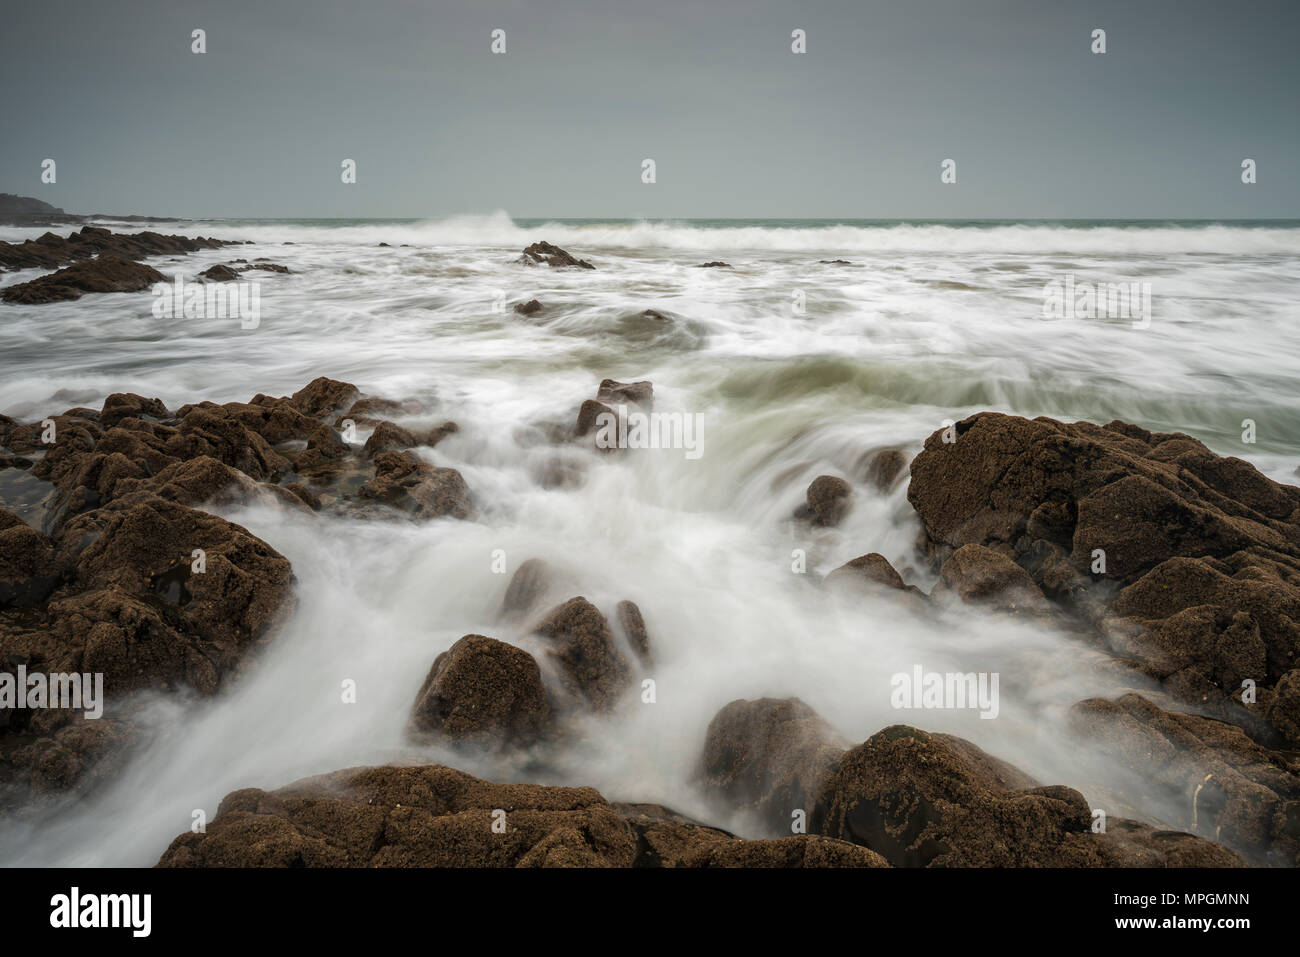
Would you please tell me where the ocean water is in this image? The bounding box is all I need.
[1,215,1299,865]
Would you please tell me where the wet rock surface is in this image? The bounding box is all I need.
[409,635,552,747]
[157,763,887,867]
[2,256,166,304]
[0,226,238,273]
[518,241,594,269]
[0,376,474,802]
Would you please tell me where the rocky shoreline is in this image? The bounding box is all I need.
[2,236,1298,867]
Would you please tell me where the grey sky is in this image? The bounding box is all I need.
[3,0,1296,219]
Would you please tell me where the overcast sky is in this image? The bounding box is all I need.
[3,0,1296,219]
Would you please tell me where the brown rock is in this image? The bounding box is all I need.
[533,597,631,712]
[615,600,652,662]
[2,256,166,304]
[410,635,552,746]
[798,474,853,527]
[518,242,594,269]
[699,697,848,834]
[935,544,1053,615]
[358,450,472,520]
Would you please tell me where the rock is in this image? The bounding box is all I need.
[573,399,614,440]
[906,412,1300,583]
[514,299,543,316]
[288,377,361,419]
[158,765,631,867]
[361,421,417,458]
[2,256,166,304]
[100,393,169,429]
[59,499,293,680]
[797,475,853,527]
[1266,670,1300,747]
[615,600,652,662]
[500,558,556,619]
[156,763,889,867]
[617,808,889,867]
[409,635,552,746]
[339,395,423,421]
[811,724,1241,867]
[242,262,290,274]
[198,264,240,282]
[906,412,1300,728]
[0,510,62,608]
[1070,693,1300,865]
[166,407,289,481]
[861,448,909,492]
[824,553,908,593]
[696,261,732,268]
[533,598,631,712]
[934,544,1053,615]
[0,226,235,273]
[698,698,848,834]
[358,450,472,520]
[596,379,653,410]
[518,242,594,270]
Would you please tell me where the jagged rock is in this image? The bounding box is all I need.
[1070,693,1300,865]
[100,393,169,429]
[409,635,551,746]
[288,377,361,419]
[358,450,472,520]
[514,299,543,316]
[361,421,416,458]
[2,256,166,304]
[696,261,732,268]
[156,764,888,868]
[518,242,594,269]
[906,412,1300,729]
[699,698,848,834]
[198,264,240,282]
[811,724,1242,867]
[0,226,235,273]
[165,407,290,481]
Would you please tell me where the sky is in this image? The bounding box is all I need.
[2,0,1297,219]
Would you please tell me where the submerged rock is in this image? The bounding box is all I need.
[699,697,848,834]
[533,597,631,712]
[796,474,853,527]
